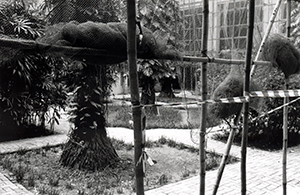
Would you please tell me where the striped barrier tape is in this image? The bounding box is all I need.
[198,96,249,104]
[250,97,300,122]
[248,89,300,98]
[131,89,300,108]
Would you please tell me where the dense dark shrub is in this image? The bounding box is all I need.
[0,0,69,140]
[0,51,69,141]
[246,73,300,149]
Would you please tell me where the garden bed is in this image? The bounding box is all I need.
[0,138,238,195]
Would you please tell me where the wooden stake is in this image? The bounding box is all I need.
[241,1,255,194]
[200,0,209,194]
[283,1,291,194]
[212,113,241,195]
[127,1,144,195]
[282,78,289,195]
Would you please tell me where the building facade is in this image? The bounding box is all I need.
[178,0,291,57]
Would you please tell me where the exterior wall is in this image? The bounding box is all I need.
[111,72,129,95]
[178,0,290,57]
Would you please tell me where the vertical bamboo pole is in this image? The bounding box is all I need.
[127,1,144,195]
[286,0,291,37]
[250,0,283,78]
[212,113,241,195]
[283,1,291,194]
[241,1,255,195]
[282,78,288,195]
[199,0,209,194]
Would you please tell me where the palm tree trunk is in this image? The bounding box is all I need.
[60,129,119,170]
[60,62,119,170]
[141,85,158,115]
[159,77,175,98]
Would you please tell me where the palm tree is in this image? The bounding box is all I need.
[42,0,123,170]
[60,60,119,170]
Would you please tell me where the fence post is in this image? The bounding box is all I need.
[241,0,255,194]
[199,0,209,194]
[283,1,291,194]
[127,1,144,195]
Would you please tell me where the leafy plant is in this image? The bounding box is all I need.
[45,0,125,24]
[0,51,69,140]
[246,73,300,149]
[13,163,27,182]
[27,171,35,187]
[137,0,183,97]
[49,174,60,187]
[137,0,183,49]
[138,59,177,115]
[0,0,69,140]
[0,0,44,39]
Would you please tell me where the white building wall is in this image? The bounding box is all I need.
[178,0,290,56]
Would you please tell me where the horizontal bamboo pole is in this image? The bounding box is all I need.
[0,37,126,61]
[182,56,271,66]
[0,37,272,66]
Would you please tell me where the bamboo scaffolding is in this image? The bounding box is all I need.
[212,112,241,195]
[199,0,209,194]
[212,1,282,194]
[127,1,144,195]
[241,1,255,194]
[282,79,289,195]
[250,0,283,77]
[282,1,291,194]
[212,114,240,195]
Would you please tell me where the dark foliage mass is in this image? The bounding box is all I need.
[261,34,300,78]
[207,64,262,127]
[246,73,300,149]
[0,1,68,141]
[208,65,244,122]
[38,21,183,64]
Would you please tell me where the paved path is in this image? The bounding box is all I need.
[0,128,300,194]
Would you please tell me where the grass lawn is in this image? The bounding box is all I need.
[107,104,201,129]
[0,138,238,195]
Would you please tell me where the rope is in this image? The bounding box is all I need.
[251,96,300,122]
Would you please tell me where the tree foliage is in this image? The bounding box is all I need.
[0,0,68,140]
[138,59,177,114]
[0,0,45,39]
[42,0,121,170]
[138,0,183,49]
[136,0,182,99]
[246,73,300,149]
[45,0,126,24]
